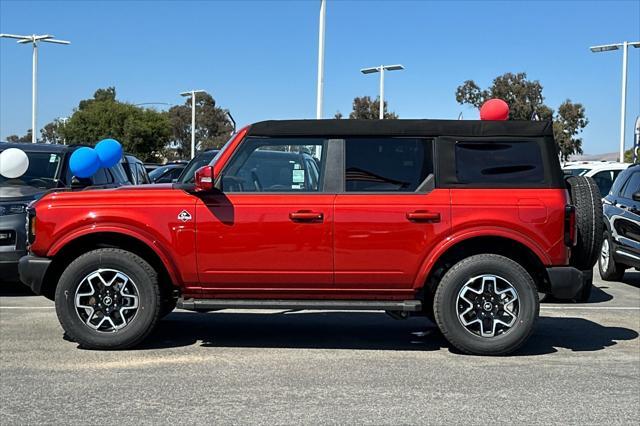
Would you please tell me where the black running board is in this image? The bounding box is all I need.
[177,298,422,312]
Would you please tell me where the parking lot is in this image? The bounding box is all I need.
[1,272,639,425]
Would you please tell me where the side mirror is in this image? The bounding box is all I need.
[633,192,640,202]
[194,166,215,192]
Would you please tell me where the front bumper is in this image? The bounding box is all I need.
[18,255,51,295]
[546,266,590,299]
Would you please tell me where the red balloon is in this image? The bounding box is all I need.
[480,99,509,120]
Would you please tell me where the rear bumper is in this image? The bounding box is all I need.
[546,266,589,299]
[18,255,51,295]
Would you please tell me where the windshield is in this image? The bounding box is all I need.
[563,168,588,177]
[0,150,62,189]
[178,151,219,183]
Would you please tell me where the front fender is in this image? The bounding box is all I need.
[48,224,185,286]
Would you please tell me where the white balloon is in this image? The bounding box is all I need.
[0,148,30,179]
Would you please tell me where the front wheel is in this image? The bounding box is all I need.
[55,248,161,350]
[434,254,539,355]
[598,230,625,281]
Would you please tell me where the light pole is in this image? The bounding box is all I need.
[360,64,404,119]
[590,41,640,162]
[316,0,326,120]
[0,34,70,143]
[180,90,206,159]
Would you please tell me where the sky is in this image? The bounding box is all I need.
[1,0,639,155]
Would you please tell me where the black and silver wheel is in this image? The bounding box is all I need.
[55,248,161,349]
[434,254,539,355]
[598,229,625,281]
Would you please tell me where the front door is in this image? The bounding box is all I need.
[333,137,450,295]
[195,137,334,297]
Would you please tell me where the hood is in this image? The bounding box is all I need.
[0,184,47,203]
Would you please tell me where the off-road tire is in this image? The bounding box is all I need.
[434,254,539,356]
[567,176,603,270]
[598,229,625,281]
[55,248,161,350]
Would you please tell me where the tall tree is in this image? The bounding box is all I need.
[167,92,233,157]
[60,87,171,161]
[554,100,588,161]
[348,96,398,119]
[455,72,587,158]
[40,119,65,144]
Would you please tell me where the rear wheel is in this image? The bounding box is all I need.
[434,254,539,355]
[55,248,161,350]
[598,230,625,281]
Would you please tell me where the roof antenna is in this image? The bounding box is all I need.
[458,112,463,120]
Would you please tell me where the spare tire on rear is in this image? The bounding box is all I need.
[566,176,603,270]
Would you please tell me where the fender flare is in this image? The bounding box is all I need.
[48,224,182,286]
[413,227,551,289]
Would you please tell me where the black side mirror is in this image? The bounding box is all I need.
[633,191,640,202]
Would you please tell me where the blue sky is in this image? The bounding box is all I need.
[1,0,639,154]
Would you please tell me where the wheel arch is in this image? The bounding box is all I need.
[41,231,179,301]
[418,235,550,299]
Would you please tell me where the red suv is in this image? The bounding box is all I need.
[19,120,602,355]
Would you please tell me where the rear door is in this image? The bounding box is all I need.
[333,137,451,294]
[612,170,640,264]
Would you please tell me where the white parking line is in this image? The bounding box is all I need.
[0,306,54,309]
[541,306,640,310]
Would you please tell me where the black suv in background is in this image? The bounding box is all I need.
[0,142,131,283]
[599,164,640,280]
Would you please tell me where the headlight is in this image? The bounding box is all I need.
[0,204,26,216]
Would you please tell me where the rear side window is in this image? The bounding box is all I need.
[344,138,432,192]
[455,140,544,184]
[592,170,621,196]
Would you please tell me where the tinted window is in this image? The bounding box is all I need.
[345,138,432,192]
[223,138,324,192]
[91,168,112,185]
[592,170,621,196]
[0,150,62,189]
[455,140,544,184]
[621,171,640,199]
[108,163,129,184]
[136,164,149,184]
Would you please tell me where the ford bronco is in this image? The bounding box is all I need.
[19,119,602,355]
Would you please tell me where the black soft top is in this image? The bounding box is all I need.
[248,119,554,138]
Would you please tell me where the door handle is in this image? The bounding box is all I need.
[289,211,324,222]
[406,211,441,223]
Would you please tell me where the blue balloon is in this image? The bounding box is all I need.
[95,138,123,168]
[69,147,100,178]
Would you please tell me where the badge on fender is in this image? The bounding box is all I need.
[177,210,192,222]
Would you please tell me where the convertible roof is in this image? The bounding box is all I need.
[248,119,554,138]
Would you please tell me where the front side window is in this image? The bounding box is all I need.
[455,140,544,184]
[344,138,433,192]
[222,138,324,192]
[621,171,640,199]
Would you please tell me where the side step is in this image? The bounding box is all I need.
[177,298,422,312]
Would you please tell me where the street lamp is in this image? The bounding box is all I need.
[180,90,206,159]
[590,41,640,162]
[360,64,404,119]
[316,0,326,120]
[0,33,70,144]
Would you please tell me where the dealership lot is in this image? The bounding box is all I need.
[1,273,639,425]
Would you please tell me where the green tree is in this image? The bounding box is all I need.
[348,96,398,119]
[40,120,66,144]
[455,72,587,159]
[6,130,32,143]
[61,88,171,161]
[167,92,233,158]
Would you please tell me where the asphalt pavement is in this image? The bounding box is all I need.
[1,272,639,424]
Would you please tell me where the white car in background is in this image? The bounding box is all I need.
[563,161,632,197]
